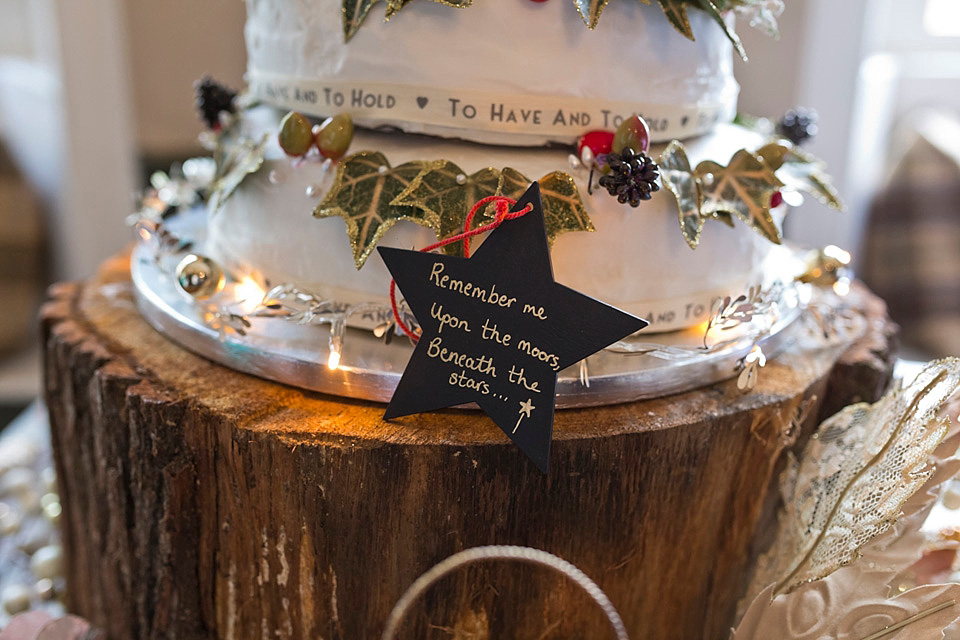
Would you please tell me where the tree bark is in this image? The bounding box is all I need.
[42,254,898,640]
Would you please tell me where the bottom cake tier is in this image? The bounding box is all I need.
[41,254,897,640]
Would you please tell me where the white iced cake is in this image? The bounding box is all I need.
[204,0,808,334]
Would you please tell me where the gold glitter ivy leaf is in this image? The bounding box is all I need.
[659,140,705,249]
[343,0,381,40]
[697,0,748,60]
[574,0,612,28]
[538,171,595,242]
[658,0,695,39]
[497,168,595,245]
[756,142,844,211]
[385,0,471,20]
[209,134,268,212]
[695,149,784,244]
[313,151,444,269]
[747,358,960,598]
[392,161,501,257]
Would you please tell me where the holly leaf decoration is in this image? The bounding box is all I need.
[695,149,784,244]
[756,142,844,210]
[209,134,268,212]
[574,0,612,28]
[697,0,748,60]
[660,140,705,249]
[343,0,381,40]
[658,0,695,39]
[313,151,444,268]
[392,161,501,256]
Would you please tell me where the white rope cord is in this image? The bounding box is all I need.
[380,545,630,640]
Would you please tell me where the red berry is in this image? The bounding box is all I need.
[577,130,615,158]
[770,191,784,208]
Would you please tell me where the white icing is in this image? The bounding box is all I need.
[206,108,781,333]
[244,0,739,145]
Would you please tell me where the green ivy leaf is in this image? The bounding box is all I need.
[313,151,444,268]
[392,161,501,256]
[574,0,612,28]
[695,149,784,244]
[697,0,747,60]
[343,0,381,41]
[658,0,695,39]
[756,142,844,210]
[659,140,705,249]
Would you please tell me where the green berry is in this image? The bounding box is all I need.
[315,113,354,160]
[278,111,314,157]
[612,114,651,154]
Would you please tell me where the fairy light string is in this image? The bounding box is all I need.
[388,195,533,341]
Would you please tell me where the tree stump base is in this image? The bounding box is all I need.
[41,253,898,640]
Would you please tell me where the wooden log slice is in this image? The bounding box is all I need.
[41,253,897,640]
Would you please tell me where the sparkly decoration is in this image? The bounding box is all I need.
[278,111,315,157]
[746,358,960,597]
[380,184,646,472]
[393,162,594,258]
[342,0,472,41]
[597,148,661,206]
[755,141,843,210]
[735,359,960,640]
[313,151,445,268]
[340,0,774,53]
[497,169,596,245]
[776,107,819,146]
[611,114,651,154]
[208,134,268,211]
[736,344,766,391]
[573,0,611,28]
[659,141,705,248]
[392,161,502,256]
[658,0,747,60]
[194,76,237,130]
[315,113,354,160]
[697,149,784,244]
[798,245,852,288]
[734,0,784,38]
[175,254,225,300]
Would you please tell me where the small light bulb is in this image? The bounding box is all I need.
[327,349,341,371]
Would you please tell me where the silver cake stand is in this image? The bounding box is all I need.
[131,209,814,408]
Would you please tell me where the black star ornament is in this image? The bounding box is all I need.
[378,183,648,472]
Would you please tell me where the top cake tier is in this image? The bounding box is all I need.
[245,0,740,146]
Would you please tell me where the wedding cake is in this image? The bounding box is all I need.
[43,3,918,640]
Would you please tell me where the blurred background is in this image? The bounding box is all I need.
[0,0,959,427]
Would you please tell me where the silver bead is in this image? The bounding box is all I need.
[701,172,715,186]
[2,584,33,615]
[567,154,581,170]
[35,578,56,601]
[175,254,225,300]
[31,545,64,581]
[305,184,321,198]
[378,165,388,174]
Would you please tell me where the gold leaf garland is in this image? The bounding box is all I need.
[756,141,844,210]
[340,0,769,50]
[209,134,268,212]
[313,151,445,268]
[697,149,784,244]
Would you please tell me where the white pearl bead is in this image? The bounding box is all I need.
[2,584,33,615]
[943,487,960,510]
[0,506,22,535]
[35,578,56,601]
[31,545,64,581]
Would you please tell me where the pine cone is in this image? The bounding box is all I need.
[195,76,237,130]
[598,148,661,207]
[776,107,818,145]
